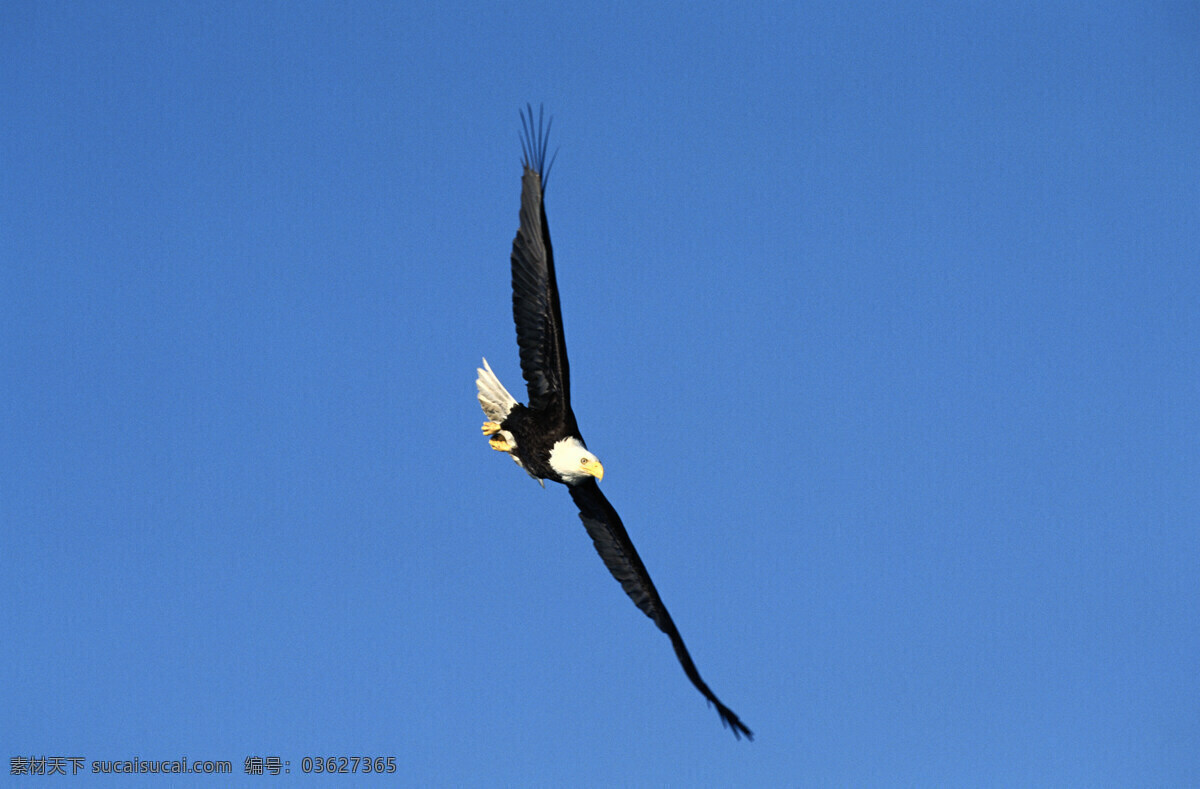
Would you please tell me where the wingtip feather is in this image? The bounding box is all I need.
[519,103,556,184]
[716,703,754,741]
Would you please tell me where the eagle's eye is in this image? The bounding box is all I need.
[580,457,589,465]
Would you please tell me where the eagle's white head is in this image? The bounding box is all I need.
[549,436,605,485]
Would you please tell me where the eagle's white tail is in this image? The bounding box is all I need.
[476,358,519,422]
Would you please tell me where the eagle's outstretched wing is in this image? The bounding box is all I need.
[510,105,574,431]
[568,478,753,740]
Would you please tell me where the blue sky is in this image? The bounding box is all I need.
[3,1,1198,785]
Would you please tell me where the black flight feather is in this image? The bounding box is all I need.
[569,479,754,741]
[511,104,573,430]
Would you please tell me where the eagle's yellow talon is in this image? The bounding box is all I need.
[488,436,512,452]
[482,421,502,436]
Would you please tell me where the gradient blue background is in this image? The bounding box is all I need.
[4,2,1198,785]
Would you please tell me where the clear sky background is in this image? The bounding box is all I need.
[3,2,1198,785]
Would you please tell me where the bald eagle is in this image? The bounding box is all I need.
[476,106,752,740]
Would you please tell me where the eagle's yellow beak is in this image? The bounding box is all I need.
[587,460,605,481]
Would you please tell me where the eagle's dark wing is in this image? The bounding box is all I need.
[568,478,753,740]
[511,105,573,428]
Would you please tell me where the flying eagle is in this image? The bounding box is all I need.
[476,106,752,740]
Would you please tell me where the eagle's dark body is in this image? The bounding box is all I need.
[495,402,578,482]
